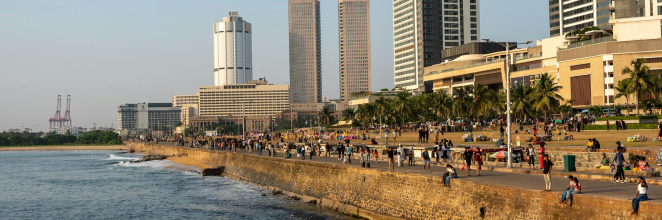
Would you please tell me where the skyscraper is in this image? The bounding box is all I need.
[548,0,612,37]
[392,0,480,90]
[339,0,371,103]
[289,0,322,110]
[213,13,252,86]
[611,0,662,19]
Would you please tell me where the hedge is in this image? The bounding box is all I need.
[584,124,659,130]
[595,115,662,121]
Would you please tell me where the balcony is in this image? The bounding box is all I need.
[609,3,615,11]
[559,36,616,51]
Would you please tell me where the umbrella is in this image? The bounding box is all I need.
[490,151,509,159]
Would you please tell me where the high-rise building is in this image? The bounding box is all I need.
[214,13,252,86]
[548,0,612,37]
[289,0,322,109]
[611,0,662,19]
[392,0,480,90]
[338,0,371,102]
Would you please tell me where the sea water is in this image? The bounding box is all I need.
[0,151,357,220]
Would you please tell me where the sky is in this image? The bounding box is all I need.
[0,0,549,132]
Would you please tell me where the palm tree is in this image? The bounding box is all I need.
[490,90,506,116]
[614,80,632,113]
[342,108,356,122]
[452,87,471,119]
[530,72,564,122]
[470,84,493,119]
[318,106,334,127]
[394,92,412,125]
[622,59,657,115]
[511,84,533,121]
[432,90,452,121]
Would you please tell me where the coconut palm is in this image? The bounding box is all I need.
[342,108,356,121]
[530,72,564,122]
[511,84,533,121]
[394,92,412,125]
[621,59,657,115]
[490,90,506,116]
[470,84,493,119]
[318,106,335,127]
[452,87,472,119]
[614,80,632,113]
[432,90,452,121]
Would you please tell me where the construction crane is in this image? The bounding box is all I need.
[49,95,72,129]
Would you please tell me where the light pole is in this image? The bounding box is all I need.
[234,100,253,142]
[482,38,531,168]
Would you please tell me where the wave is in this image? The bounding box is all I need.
[107,154,139,161]
[115,160,201,173]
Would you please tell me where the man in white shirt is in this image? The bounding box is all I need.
[397,144,404,167]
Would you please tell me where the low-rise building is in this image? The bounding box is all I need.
[424,16,662,111]
[117,103,181,133]
[172,94,199,127]
[198,79,289,117]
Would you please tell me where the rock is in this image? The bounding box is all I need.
[202,166,225,176]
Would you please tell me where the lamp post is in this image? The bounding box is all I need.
[482,38,531,168]
[234,100,253,142]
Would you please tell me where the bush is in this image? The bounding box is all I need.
[584,124,659,130]
[595,115,662,121]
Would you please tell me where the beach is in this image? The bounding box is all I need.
[0,145,128,151]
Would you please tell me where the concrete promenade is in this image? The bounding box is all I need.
[158,142,661,205]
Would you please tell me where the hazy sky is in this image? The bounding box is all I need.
[0,0,549,132]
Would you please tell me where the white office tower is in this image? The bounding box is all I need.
[213,15,252,86]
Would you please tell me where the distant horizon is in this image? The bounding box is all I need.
[0,0,548,132]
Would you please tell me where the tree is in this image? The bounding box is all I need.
[342,108,356,121]
[452,88,471,119]
[380,88,389,92]
[588,105,603,117]
[432,90,452,121]
[511,84,533,121]
[394,92,412,125]
[470,84,493,119]
[559,100,574,119]
[175,121,183,127]
[614,80,632,113]
[530,72,564,122]
[621,59,658,115]
[318,106,335,127]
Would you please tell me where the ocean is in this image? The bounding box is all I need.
[0,151,357,220]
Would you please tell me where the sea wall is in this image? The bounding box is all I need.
[127,142,662,219]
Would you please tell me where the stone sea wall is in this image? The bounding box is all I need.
[127,142,662,219]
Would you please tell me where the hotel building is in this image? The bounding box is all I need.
[214,14,252,86]
[117,103,181,131]
[172,94,199,127]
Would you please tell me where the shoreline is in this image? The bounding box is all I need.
[0,145,128,151]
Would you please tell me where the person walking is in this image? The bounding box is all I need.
[397,144,404,167]
[527,144,536,170]
[474,147,483,176]
[657,122,662,141]
[374,149,379,163]
[366,146,371,163]
[422,149,431,171]
[388,147,395,171]
[631,177,649,215]
[543,154,554,192]
[539,144,546,170]
[500,125,505,139]
[606,120,610,131]
[347,145,353,164]
[612,146,629,183]
[463,146,473,176]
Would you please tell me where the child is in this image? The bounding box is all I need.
[374,149,379,163]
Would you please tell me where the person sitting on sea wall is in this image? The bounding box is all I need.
[443,164,457,187]
[631,177,650,215]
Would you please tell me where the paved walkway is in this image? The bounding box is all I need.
[158,142,661,205]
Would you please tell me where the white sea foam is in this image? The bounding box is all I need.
[115,160,201,173]
[107,154,139,161]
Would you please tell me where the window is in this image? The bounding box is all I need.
[470,17,477,22]
[570,63,591,70]
[470,23,477,28]
[445,36,459,40]
[445,10,458,15]
[658,6,662,15]
[471,36,477,40]
[470,5,476,10]
[444,29,459,34]
[470,11,476,16]
[471,30,477,34]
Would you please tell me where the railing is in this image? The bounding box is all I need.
[559,36,616,51]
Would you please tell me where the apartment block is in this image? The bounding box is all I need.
[339,0,371,102]
[393,0,480,90]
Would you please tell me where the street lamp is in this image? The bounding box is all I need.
[234,100,253,142]
[482,38,531,169]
